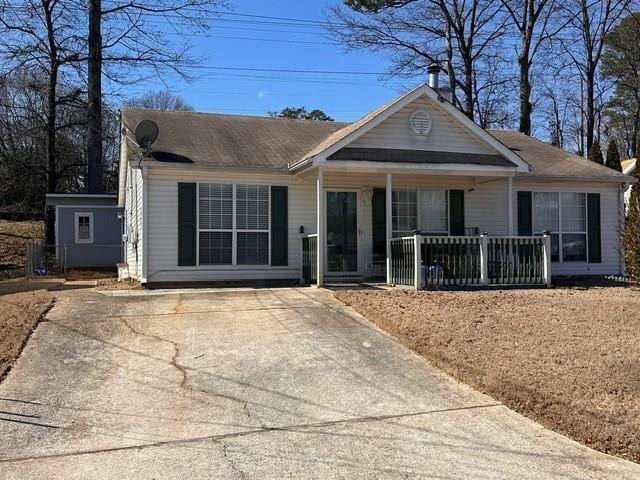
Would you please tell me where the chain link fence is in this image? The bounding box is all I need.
[25,243,122,278]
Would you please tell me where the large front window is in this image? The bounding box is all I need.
[392,188,449,237]
[198,183,270,265]
[532,191,587,262]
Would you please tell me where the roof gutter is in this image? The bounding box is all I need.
[515,173,637,184]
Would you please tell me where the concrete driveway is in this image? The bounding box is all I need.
[1,287,639,479]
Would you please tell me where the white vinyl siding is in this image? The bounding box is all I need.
[124,166,144,279]
[140,168,623,283]
[349,95,496,155]
[146,169,307,283]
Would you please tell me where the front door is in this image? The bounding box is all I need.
[326,190,359,275]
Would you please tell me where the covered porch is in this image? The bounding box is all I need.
[299,167,552,288]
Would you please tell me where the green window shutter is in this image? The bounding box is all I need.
[449,190,465,236]
[178,182,197,266]
[517,191,533,236]
[270,186,288,266]
[372,188,386,256]
[587,193,601,263]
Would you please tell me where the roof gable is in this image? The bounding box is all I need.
[296,84,530,172]
[349,95,494,155]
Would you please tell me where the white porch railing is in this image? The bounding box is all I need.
[391,233,551,289]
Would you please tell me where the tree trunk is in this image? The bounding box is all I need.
[518,56,532,135]
[632,103,640,158]
[585,70,595,152]
[462,55,474,120]
[87,0,103,194]
[45,64,58,244]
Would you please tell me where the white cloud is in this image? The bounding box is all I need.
[257,90,271,99]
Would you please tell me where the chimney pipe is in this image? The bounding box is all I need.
[427,63,440,90]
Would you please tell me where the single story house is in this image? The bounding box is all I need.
[45,193,122,269]
[118,82,635,288]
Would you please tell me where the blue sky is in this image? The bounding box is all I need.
[126,0,423,121]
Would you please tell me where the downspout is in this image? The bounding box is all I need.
[141,165,149,283]
[619,182,628,276]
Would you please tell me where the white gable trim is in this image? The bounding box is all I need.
[293,84,530,173]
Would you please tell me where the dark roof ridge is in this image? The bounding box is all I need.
[120,106,351,125]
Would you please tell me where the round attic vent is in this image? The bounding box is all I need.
[409,109,433,136]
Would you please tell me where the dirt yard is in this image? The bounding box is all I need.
[0,220,44,278]
[335,286,640,463]
[0,290,53,381]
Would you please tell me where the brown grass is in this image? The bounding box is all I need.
[335,287,640,463]
[0,290,53,381]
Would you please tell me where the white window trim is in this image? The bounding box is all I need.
[196,182,271,267]
[532,191,588,263]
[74,212,94,244]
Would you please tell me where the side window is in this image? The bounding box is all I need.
[75,212,94,244]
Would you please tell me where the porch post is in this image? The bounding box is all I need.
[479,233,489,285]
[542,232,552,288]
[414,234,422,290]
[507,177,514,235]
[386,173,392,284]
[316,168,324,287]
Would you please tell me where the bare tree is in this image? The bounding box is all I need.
[500,0,565,135]
[561,0,632,152]
[0,0,85,240]
[86,0,228,193]
[328,0,508,120]
[127,90,194,111]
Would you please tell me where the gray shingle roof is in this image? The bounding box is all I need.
[488,130,633,181]
[121,107,633,182]
[121,107,348,171]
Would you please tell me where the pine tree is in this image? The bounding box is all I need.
[623,168,640,279]
[588,140,604,164]
[605,139,622,171]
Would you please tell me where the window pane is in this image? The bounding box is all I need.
[562,233,586,262]
[78,216,91,239]
[199,232,232,264]
[199,183,232,230]
[237,232,269,265]
[551,233,560,262]
[535,233,560,262]
[420,190,448,233]
[236,184,269,231]
[561,192,586,232]
[533,192,559,232]
[392,189,417,235]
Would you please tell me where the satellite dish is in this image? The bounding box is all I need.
[134,119,159,148]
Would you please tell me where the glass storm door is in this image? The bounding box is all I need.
[326,191,359,274]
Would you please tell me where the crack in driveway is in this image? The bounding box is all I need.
[119,318,188,388]
[0,403,500,464]
[219,441,247,479]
